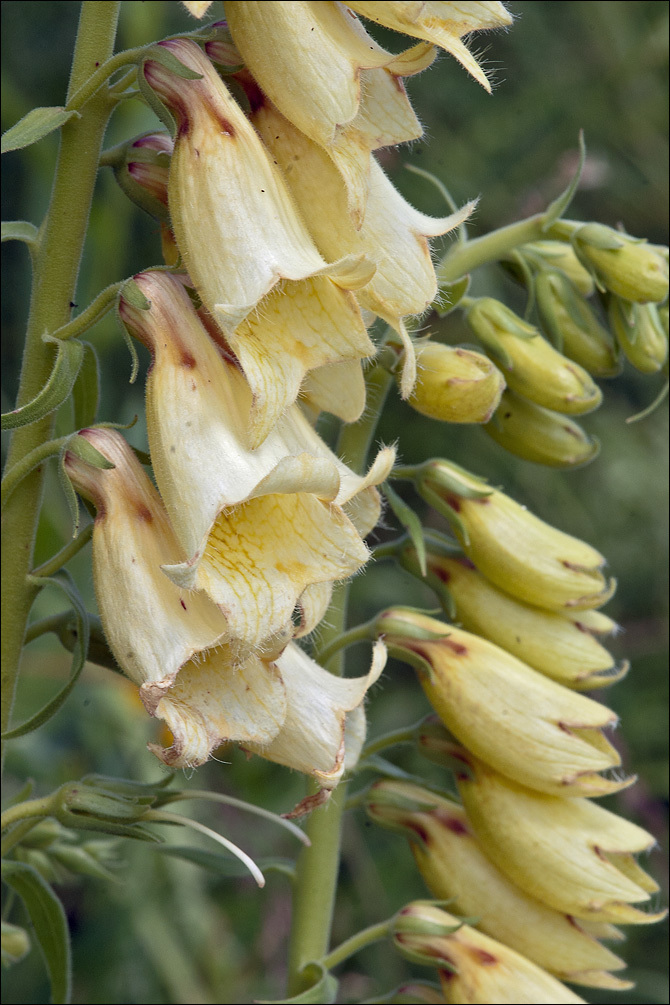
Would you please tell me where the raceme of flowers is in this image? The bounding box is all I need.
[59,0,666,997]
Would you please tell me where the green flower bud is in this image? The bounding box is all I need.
[466,298,602,415]
[407,341,505,423]
[523,240,595,296]
[608,298,669,374]
[485,389,600,468]
[1,921,30,966]
[573,224,669,303]
[535,270,620,377]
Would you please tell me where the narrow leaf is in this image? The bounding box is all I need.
[1,572,89,740]
[1,106,77,154]
[2,338,83,430]
[72,343,100,429]
[542,131,586,231]
[382,483,426,576]
[257,962,338,1004]
[1,861,71,1004]
[1,220,39,247]
[155,846,295,880]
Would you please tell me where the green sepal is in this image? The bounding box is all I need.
[142,44,204,81]
[573,222,626,250]
[258,961,338,1004]
[47,844,119,884]
[1,571,89,741]
[137,63,176,137]
[55,613,120,674]
[382,483,426,576]
[120,277,151,311]
[418,485,469,547]
[541,131,585,231]
[58,432,115,538]
[1,106,78,154]
[1,860,71,1005]
[1,336,83,430]
[81,773,175,797]
[1,220,39,249]
[435,274,470,316]
[626,379,669,424]
[72,342,100,429]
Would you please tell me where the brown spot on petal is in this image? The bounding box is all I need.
[443,638,468,656]
[180,350,197,368]
[469,947,498,966]
[180,599,187,610]
[436,810,469,836]
[136,504,153,523]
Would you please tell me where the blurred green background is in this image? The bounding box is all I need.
[2,2,668,1002]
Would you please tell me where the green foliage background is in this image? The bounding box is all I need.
[1,2,668,1002]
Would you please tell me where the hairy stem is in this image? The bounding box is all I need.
[1,2,120,755]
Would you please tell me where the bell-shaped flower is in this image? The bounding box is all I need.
[119,271,395,655]
[407,341,505,422]
[393,902,586,1004]
[225,2,436,220]
[572,224,669,303]
[455,753,665,926]
[406,458,615,610]
[375,609,627,796]
[400,546,627,689]
[143,39,376,438]
[465,298,602,415]
[344,2,514,92]
[367,780,629,989]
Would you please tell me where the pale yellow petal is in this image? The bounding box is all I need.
[300,359,367,423]
[181,0,214,17]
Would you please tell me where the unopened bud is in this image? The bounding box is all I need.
[535,269,620,377]
[523,240,595,296]
[485,389,599,468]
[573,224,669,303]
[608,298,668,374]
[107,131,172,220]
[407,341,505,423]
[466,297,602,414]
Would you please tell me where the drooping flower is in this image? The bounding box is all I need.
[375,609,628,796]
[485,389,600,468]
[455,753,665,925]
[119,270,395,656]
[407,340,505,423]
[393,902,586,1003]
[143,39,376,440]
[367,779,630,989]
[407,458,615,610]
[399,545,627,689]
[64,428,384,778]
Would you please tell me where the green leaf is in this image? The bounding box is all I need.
[1,106,78,154]
[542,131,586,231]
[72,343,100,429]
[1,572,89,741]
[382,484,426,576]
[155,846,296,880]
[1,220,39,247]
[435,274,470,316]
[1,861,71,1004]
[1,337,83,430]
[257,962,338,1004]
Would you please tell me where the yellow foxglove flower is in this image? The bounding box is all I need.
[407,341,505,422]
[367,780,629,989]
[243,639,386,793]
[393,903,586,1003]
[120,271,394,655]
[411,459,615,610]
[376,609,627,796]
[251,97,475,322]
[63,429,286,763]
[144,39,375,440]
[466,298,602,415]
[485,389,600,468]
[402,548,627,689]
[456,754,666,925]
[225,2,436,220]
[344,2,513,92]
[535,269,621,377]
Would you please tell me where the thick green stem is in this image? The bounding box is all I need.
[438,214,546,283]
[1,3,120,750]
